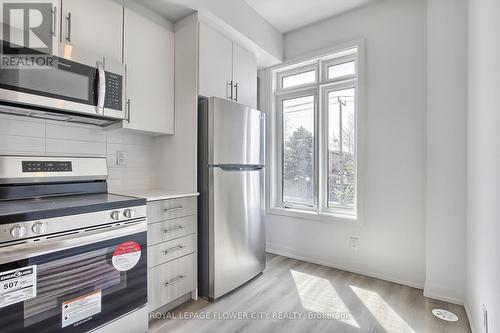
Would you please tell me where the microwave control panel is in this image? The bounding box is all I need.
[104,72,123,111]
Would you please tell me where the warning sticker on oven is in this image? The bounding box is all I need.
[112,241,141,271]
[62,290,102,328]
[0,265,37,309]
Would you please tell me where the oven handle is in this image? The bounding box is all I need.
[0,220,146,265]
[96,60,106,115]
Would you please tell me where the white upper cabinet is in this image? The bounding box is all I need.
[198,22,233,101]
[198,22,258,108]
[61,0,123,61]
[122,8,175,135]
[232,43,258,108]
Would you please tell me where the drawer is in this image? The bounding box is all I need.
[148,215,196,245]
[148,253,196,310]
[147,197,197,223]
[148,234,196,268]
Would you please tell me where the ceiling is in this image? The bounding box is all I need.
[244,0,379,33]
[134,0,195,22]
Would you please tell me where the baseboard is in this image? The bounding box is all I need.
[464,302,478,333]
[266,242,424,290]
[423,289,464,306]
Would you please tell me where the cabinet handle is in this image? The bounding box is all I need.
[65,13,72,42]
[51,6,57,37]
[163,225,184,233]
[163,245,185,255]
[234,83,238,102]
[164,206,183,212]
[165,275,185,286]
[227,81,233,100]
[126,99,131,123]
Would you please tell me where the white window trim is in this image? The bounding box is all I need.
[266,39,365,225]
[320,54,358,84]
[276,63,318,93]
[275,88,319,212]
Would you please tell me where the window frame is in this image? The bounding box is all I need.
[275,87,319,212]
[319,80,358,218]
[276,63,318,93]
[266,40,364,224]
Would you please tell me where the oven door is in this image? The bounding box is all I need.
[0,222,147,333]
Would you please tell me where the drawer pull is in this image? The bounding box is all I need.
[163,245,185,254]
[164,206,183,212]
[165,275,185,286]
[163,225,184,233]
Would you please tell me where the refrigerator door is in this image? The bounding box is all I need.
[208,98,265,166]
[210,166,265,299]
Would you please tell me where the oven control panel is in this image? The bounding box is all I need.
[0,205,146,242]
[22,161,72,173]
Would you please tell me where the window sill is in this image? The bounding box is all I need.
[266,206,360,225]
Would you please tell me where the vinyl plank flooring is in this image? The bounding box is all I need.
[149,254,470,333]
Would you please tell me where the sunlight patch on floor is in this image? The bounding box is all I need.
[349,285,416,333]
[290,270,360,328]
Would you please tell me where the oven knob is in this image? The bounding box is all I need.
[32,222,46,234]
[111,211,121,220]
[123,209,135,219]
[10,225,27,238]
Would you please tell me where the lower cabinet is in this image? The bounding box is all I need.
[147,196,197,312]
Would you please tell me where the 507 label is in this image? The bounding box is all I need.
[0,265,37,309]
[2,281,19,290]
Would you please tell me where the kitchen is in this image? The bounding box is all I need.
[0,0,496,332]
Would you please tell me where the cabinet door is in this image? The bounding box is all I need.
[232,43,257,108]
[198,22,233,101]
[61,0,123,60]
[123,8,174,135]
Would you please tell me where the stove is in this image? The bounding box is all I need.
[0,155,148,333]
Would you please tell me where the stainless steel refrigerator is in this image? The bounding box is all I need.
[198,97,266,301]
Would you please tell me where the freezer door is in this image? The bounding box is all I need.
[211,166,265,299]
[209,98,265,166]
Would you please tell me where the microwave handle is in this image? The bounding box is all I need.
[96,61,106,115]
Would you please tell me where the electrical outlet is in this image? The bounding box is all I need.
[483,305,488,333]
[116,151,126,166]
[350,237,359,251]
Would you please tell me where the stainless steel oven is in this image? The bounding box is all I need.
[0,42,126,125]
[0,156,148,333]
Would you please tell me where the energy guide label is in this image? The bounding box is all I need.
[0,265,37,308]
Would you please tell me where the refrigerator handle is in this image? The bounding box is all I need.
[227,81,233,100]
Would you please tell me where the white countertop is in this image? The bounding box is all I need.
[113,189,199,202]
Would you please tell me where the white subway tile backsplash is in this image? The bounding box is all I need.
[46,123,106,142]
[0,115,45,137]
[46,138,107,156]
[0,116,155,190]
[0,134,45,153]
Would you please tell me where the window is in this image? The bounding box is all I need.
[270,44,361,221]
[282,70,316,89]
[282,95,315,207]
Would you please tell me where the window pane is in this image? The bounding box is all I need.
[328,88,356,212]
[282,70,316,89]
[282,95,315,206]
[328,61,356,80]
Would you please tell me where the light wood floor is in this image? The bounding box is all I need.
[149,254,471,333]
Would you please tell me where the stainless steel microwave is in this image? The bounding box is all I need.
[0,43,126,126]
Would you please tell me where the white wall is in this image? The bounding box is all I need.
[264,0,427,288]
[0,113,155,192]
[424,0,467,304]
[466,0,500,331]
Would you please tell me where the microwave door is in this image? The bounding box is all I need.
[0,58,100,117]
